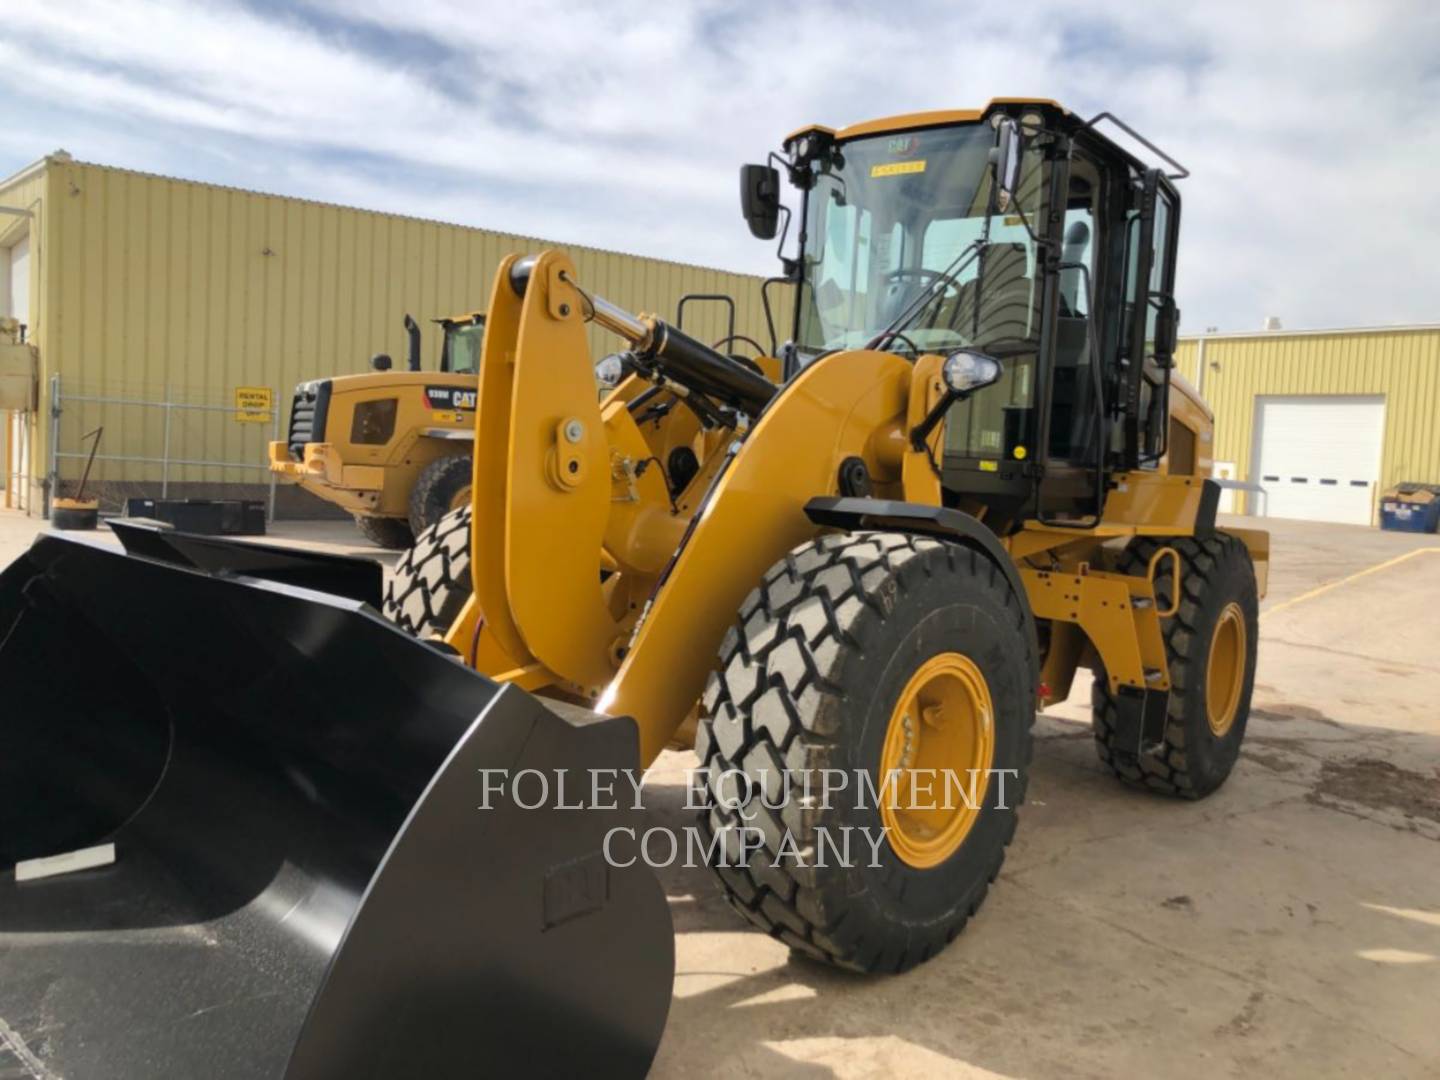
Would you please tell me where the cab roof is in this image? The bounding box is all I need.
[437,311,486,326]
[783,98,1184,185]
[785,98,1067,145]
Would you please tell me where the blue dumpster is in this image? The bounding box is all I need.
[1379,484,1440,533]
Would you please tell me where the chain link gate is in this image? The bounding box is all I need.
[47,375,281,521]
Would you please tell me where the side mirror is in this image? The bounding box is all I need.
[991,116,1024,212]
[1153,297,1180,360]
[740,164,781,240]
[370,353,393,371]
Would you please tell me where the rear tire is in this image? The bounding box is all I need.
[354,514,415,549]
[409,455,473,536]
[1092,533,1259,798]
[695,531,1035,973]
[384,506,473,638]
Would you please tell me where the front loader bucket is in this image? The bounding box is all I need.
[0,527,673,1079]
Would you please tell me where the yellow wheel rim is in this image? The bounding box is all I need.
[1206,602,1247,736]
[448,485,472,513]
[879,652,996,869]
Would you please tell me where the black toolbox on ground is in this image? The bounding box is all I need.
[123,498,267,536]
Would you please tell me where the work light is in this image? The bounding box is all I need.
[942,349,1002,395]
[595,352,631,390]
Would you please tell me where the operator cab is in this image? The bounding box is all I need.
[742,99,1185,532]
[371,312,487,374]
[438,313,486,375]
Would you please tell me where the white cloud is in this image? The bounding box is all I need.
[0,0,1436,331]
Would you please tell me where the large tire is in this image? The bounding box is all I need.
[353,513,414,549]
[408,454,473,536]
[1092,533,1259,798]
[383,506,473,638]
[695,531,1035,973]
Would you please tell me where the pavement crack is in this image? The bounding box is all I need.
[1263,637,1440,676]
[1004,791,1308,877]
[1304,793,1440,843]
[1005,878,1423,1062]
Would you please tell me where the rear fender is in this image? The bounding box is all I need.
[803,495,1039,685]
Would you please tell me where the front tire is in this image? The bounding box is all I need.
[695,531,1035,973]
[1092,534,1259,798]
[383,506,473,638]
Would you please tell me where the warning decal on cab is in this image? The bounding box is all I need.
[871,160,926,178]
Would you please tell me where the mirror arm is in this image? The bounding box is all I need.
[910,389,962,452]
[766,151,799,278]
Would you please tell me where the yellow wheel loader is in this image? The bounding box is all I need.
[0,99,1267,1076]
[268,312,485,547]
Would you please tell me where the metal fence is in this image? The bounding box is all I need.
[4,407,33,512]
[48,375,282,520]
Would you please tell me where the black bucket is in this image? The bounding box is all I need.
[0,525,673,1078]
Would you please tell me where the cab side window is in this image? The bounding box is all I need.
[1048,159,1100,461]
[1120,186,1178,464]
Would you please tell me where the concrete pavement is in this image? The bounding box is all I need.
[1,509,1437,1077]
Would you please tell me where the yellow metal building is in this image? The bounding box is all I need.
[6,149,1436,528]
[1176,326,1440,524]
[0,151,780,516]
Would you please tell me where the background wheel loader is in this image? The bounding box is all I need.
[268,311,485,547]
[271,301,751,551]
[1,99,1267,1077]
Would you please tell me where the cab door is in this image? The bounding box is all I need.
[1120,169,1181,468]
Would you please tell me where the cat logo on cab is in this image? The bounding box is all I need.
[425,386,477,412]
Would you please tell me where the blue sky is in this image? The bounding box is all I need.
[1,0,1437,332]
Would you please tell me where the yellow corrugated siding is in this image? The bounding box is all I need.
[1173,339,1200,386]
[1179,329,1440,513]
[40,156,1439,518]
[30,159,783,487]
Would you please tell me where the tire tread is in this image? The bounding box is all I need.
[696,531,1035,973]
[1091,532,1256,798]
[383,506,472,637]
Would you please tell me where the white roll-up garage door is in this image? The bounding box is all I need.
[5,234,28,322]
[1251,395,1385,525]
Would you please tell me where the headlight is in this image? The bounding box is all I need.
[595,352,632,390]
[942,349,1002,395]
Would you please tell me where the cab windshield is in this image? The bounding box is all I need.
[444,322,485,375]
[794,121,1049,462]
[796,123,1046,358]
